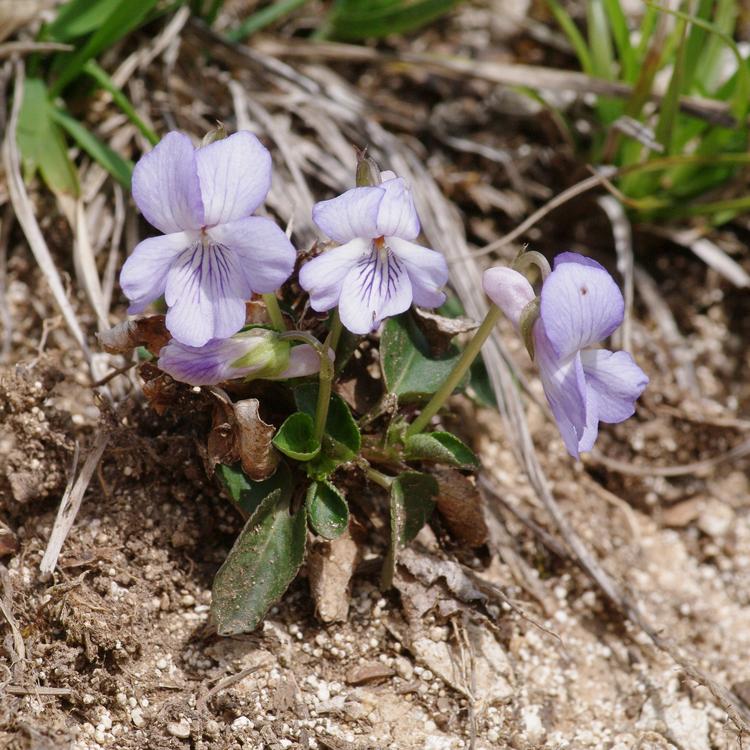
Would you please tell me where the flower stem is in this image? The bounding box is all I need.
[366,467,394,490]
[405,304,503,438]
[313,312,343,444]
[263,293,286,331]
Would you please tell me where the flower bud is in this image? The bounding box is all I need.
[355,149,381,187]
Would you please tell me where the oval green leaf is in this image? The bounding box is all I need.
[212,489,306,635]
[272,412,319,461]
[404,431,479,469]
[217,461,292,517]
[306,481,349,540]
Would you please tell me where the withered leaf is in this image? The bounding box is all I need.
[433,467,488,547]
[98,316,170,356]
[235,398,279,481]
[412,308,478,357]
[345,663,394,685]
[308,530,360,624]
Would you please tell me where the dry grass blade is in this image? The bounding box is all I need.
[40,430,109,576]
[256,39,739,127]
[0,41,72,57]
[597,195,634,352]
[0,564,25,677]
[2,62,91,364]
[0,203,13,362]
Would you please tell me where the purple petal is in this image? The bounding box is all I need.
[164,243,250,346]
[277,344,324,379]
[581,348,648,424]
[338,248,413,334]
[132,132,204,234]
[482,267,535,329]
[195,131,272,227]
[312,187,382,243]
[298,238,369,312]
[120,231,194,313]
[376,177,420,240]
[540,253,624,360]
[534,323,588,458]
[158,336,252,385]
[208,216,296,294]
[389,237,448,308]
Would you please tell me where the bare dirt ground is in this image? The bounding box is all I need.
[2,3,750,749]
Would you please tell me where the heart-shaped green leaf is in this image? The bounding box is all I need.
[272,411,319,461]
[306,481,349,540]
[381,314,464,403]
[212,489,306,635]
[294,384,361,458]
[404,431,479,469]
[217,461,293,517]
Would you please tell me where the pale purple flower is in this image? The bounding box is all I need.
[299,171,449,334]
[158,329,322,386]
[483,252,648,458]
[120,131,296,347]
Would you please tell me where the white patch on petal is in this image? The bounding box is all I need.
[131,132,204,234]
[338,245,412,334]
[164,240,251,346]
[376,177,420,240]
[389,237,448,308]
[299,238,369,312]
[534,322,588,458]
[120,231,194,313]
[195,131,272,226]
[482,266,535,330]
[581,348,648,424]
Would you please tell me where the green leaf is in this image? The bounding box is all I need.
[306,481,349,539]
[16,78,79,198]
[51,109,132,188]
[469,357,497,408]
[50,0,158,96]
[381,313,463,403]
[404,431,479,469]
[46,0,124,41]
[294,384,361,459]
[382,471,438,587]
[325,0,464,41]
[212,489,306,635]
[217,461,293,517]
[227,0,308,41]
[272,412,320,461]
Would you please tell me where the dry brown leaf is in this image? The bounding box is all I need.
[345,663,394,685]
[412,308,478,356]
[234,398,279,481]
[433,467,488,547]
[98,316,170,356]
[206,398,237,473]
[308,531,360,624]
[0,518,18,557]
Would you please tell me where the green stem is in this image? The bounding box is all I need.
[262,293,286,331]
[226,0,308,42]
[366,467,394,490]
[405,305,503,438]
[312,313,342,444]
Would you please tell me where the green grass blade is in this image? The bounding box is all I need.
[83,60,159,145]
[653,15,688,154]
[45,0,123,41]
[16,77,79,198]
[602,0,636,81]
[227,0,308,42]
[586,0,615,80]
[325,0,464,41]
[51,109,133,188]
[49,0,158,96]
[544,0,593,74]
[646,1,749,120]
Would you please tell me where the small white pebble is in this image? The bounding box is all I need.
[131,708,146,728]
[167,720,191,739]
[232,716,251,731]
[156,658,168,670]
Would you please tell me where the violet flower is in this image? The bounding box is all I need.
[120,131,296,347]
[483,252,648,458]
[158,329,322,386]
[299,171,449,334]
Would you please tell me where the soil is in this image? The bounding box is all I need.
[2,3,750,750]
